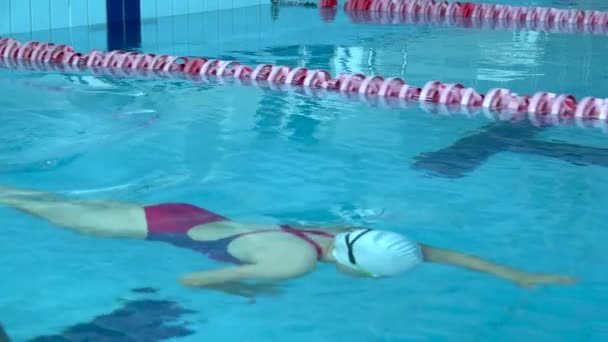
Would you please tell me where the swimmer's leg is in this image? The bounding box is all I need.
[0,185,61,198]
[0,185,147,239]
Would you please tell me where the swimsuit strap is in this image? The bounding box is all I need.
[292,228,335,238]
[280,225,328,259]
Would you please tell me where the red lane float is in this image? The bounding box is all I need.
[344,3,608,35]
[1,36,607,127]
[343,0,608,35]
[320,0,338,7]
[1,50,606,133]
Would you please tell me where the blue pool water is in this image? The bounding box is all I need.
[2,1,608,341]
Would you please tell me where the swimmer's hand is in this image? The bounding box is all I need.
[204,282,283,299]
[179,269,284,298]
[512,272,578,289]
[180,276,283,298]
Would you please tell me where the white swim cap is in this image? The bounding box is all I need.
[332,229,423,277]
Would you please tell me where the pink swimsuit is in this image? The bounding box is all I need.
[143,203,334,264]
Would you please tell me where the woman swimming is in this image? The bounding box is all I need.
[0,185,576,298]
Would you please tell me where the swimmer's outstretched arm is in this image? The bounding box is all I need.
[419,244,578,288]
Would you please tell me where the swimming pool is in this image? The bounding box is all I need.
[1,1,608,341]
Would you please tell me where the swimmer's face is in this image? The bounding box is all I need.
[331,227,378,278]
[335,262,372,278]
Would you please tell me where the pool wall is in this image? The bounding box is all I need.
[0,0,590,97]
[0,0,265,51]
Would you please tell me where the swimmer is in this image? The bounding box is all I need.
[0,185,576,298]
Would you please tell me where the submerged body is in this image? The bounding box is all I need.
[145,203,335,265]
[0,185,576,298]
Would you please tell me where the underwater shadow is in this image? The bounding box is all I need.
[26,296,197,342]
[412,121,608,178]
[0,323,9,342]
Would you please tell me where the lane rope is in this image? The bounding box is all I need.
[341,0,608,35]
[0,36,607,134]
[339,0,608,35]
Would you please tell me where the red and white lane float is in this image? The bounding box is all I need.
[0,36,607,133]
[340,0,608,35]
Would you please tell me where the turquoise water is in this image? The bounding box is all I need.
[2,2,608,341]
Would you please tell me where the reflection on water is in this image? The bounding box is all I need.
[0,71,157,173]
